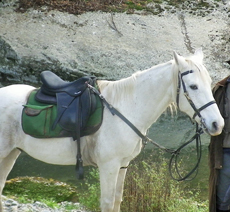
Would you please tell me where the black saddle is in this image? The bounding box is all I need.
[36,71,97,138]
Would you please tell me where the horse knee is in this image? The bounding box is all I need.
[115,191,123,204]
[101,198,115,212]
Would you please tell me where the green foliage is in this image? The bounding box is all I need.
[78,168,101,211]
[63,202,79,210]
[3,177,77,204]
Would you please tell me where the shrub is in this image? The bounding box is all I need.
[121,150,208,212]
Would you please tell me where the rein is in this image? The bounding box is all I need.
[169,123,203,181]
[87,70,215,181]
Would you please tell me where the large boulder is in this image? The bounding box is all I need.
[0,0,230,86]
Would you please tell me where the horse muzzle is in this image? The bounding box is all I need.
[200,117,224,136]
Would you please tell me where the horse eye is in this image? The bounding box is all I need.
[190,85,198,90]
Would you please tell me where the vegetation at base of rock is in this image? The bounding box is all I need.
[16,0,222,15]
[3,177,78,204]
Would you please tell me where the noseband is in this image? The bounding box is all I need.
[176,70,216,130]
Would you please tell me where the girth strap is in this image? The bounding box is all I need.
[75,100,84,180]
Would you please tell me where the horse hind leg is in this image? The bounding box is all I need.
[0,149,21,212]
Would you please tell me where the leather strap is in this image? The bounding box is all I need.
[75,100,84,180]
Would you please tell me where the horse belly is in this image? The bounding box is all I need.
[20,136,78,165]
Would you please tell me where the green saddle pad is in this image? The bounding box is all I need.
[22,90,103,138]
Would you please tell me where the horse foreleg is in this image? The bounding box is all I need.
[99,161,120,212]
[113,168,128,212]
[0,149,21,212]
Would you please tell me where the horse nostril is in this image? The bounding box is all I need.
[212,122,218,131]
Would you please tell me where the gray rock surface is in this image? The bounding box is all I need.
[0,0,230,86]
[2,196,87,212]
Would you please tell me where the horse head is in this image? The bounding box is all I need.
[173,48,224,136]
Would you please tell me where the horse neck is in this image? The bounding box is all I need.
[98,61,177,133]
[133,61,177,129]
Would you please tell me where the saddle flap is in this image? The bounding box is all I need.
[80,89,94,128]
[54,92,80,131]
[55,88,93,133]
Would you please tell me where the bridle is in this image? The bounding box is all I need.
[168,69,217,181]
[176,70,216,132]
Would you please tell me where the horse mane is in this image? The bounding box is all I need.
[97,75,137,105]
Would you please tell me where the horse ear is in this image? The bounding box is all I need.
[173,51,187,68]
[194,48,204,62]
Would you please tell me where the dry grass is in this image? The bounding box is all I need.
[16,0,152,14]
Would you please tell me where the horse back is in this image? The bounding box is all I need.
[0,84,35,123]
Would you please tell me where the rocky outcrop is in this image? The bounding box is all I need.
[0,1,230,86]
[2,196,85,212]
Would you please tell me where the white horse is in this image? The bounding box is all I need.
[0,49,224,212]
